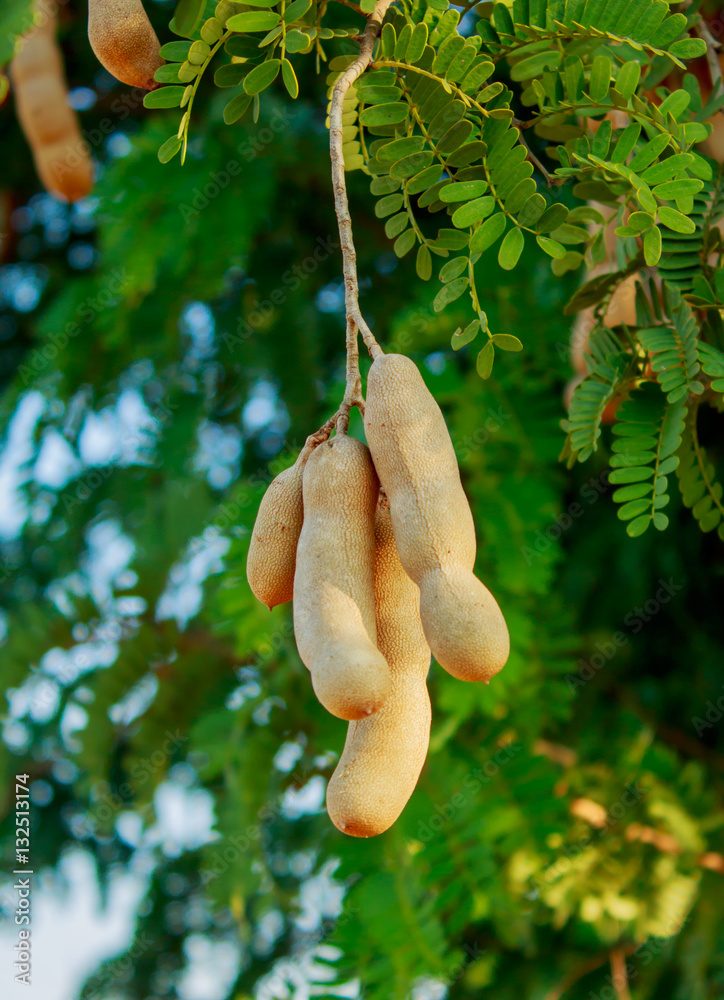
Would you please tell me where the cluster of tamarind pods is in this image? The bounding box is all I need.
[247,353,510,837]
[10,0,162,202]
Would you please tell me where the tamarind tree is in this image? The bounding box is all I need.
[1,0,724,998]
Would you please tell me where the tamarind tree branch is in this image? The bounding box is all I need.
[329,0,389,432]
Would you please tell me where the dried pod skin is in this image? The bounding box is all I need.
[364,353,509,682]
[247,457,305,610]
[10,9,94,203]
[327,506,432,837]
[88,0,163,91]
[293,435,391,720]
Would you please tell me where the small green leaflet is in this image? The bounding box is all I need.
[227,11,281,31]
[498,227,524,270]
[658,206,696,234]
[416,245,432,281]
[644,226,662,266]
[433,276,468,312]
[476,341,494,379]
[173,0,205,38]
[451,319,479,350]
[244,59,280,95]
[536,235,566,259]
[281,59,298,99]
[158,135,183,163]
[668,37,707,61]
[144,87,186,108]
[469,212,507,253]
[491,334,522,351]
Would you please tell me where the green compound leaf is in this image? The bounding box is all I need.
[676,405,724,540]
[609,383,686,537]
[637,288,704,403]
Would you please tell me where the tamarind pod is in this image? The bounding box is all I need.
[364,353,509,683]
[88,0,163,91]
[293,435,391,720]
[327,505,432,837]
[10,10,94,203]
[246,453,305,610]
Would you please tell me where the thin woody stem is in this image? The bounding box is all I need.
[300,411,342,460]
[542,947,636,1000]
[610,949,632,1000]
[514,121,562,187]
[329,0,389,432]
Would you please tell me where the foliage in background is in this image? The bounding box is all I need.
[0,1,724,999]
[141,0,724,542]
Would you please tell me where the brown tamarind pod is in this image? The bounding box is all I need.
[246,452,306,610]
[293,435,391,720]
[10,8,94,203]
[88,0,163,91]
[327,504,432,837]
[364,353,509,683]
